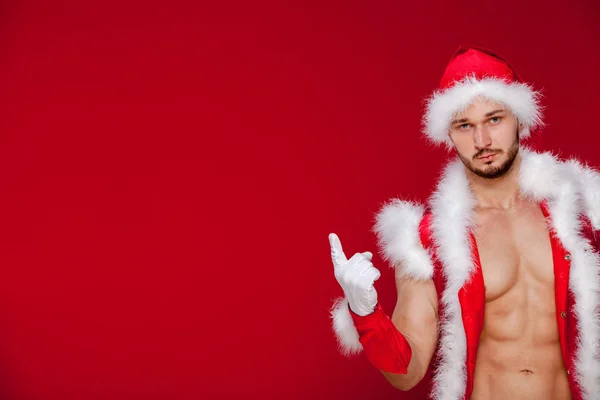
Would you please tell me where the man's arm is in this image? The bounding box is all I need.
[380,275,439,390]
[329,232,438,390]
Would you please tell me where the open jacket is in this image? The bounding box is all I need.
[331,148,600,400]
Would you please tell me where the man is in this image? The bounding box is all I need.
[328,46,600,400]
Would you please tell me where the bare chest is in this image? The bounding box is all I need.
[473,204,555,302]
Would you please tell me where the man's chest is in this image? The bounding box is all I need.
[473,204,555,302]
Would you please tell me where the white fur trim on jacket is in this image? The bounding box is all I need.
[427,159,477,400]
[330,297,362,356]
[373,200,435,280]
[423,76,543,148]
[563,158,600,230]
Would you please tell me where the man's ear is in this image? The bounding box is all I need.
[446,131,456,153]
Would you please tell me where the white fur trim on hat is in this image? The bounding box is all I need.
[423,76,543,149]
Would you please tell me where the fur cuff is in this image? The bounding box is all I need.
[330,297,362,356]
[373,200,434,280]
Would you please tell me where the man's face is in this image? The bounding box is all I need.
[448,97,520,179]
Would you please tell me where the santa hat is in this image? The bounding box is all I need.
[423,45,544,148]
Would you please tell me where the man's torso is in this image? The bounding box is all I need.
[469,200,571,400]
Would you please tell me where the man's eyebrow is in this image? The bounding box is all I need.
[451,117,469,125]
[485,109,506,117]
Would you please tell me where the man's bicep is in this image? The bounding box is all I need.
[391,275,439,368]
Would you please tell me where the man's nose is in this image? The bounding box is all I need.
[473,125,492,149]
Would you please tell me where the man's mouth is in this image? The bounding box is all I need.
[477,152,497,161]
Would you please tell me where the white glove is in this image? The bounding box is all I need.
[329,233,381,316]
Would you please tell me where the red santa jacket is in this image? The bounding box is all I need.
[331,148,600,400]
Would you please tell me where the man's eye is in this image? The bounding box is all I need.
[490,117,501,123]
[460,123,470,129]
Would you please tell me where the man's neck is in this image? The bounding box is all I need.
[466,154,523,210]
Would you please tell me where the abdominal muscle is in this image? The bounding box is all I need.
[470,281,572,400]
[472,337,571,399]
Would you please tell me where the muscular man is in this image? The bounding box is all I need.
[328,46,600,400]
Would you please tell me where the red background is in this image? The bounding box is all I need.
[0,1,599,399]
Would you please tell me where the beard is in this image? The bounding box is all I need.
[458,132,520,179]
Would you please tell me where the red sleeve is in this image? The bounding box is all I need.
[349,303,412,374]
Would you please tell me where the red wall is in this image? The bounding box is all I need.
[0,1,599,399]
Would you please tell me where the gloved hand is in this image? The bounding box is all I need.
[329,233,381,316]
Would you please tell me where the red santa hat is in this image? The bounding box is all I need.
[423,45,544,148]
